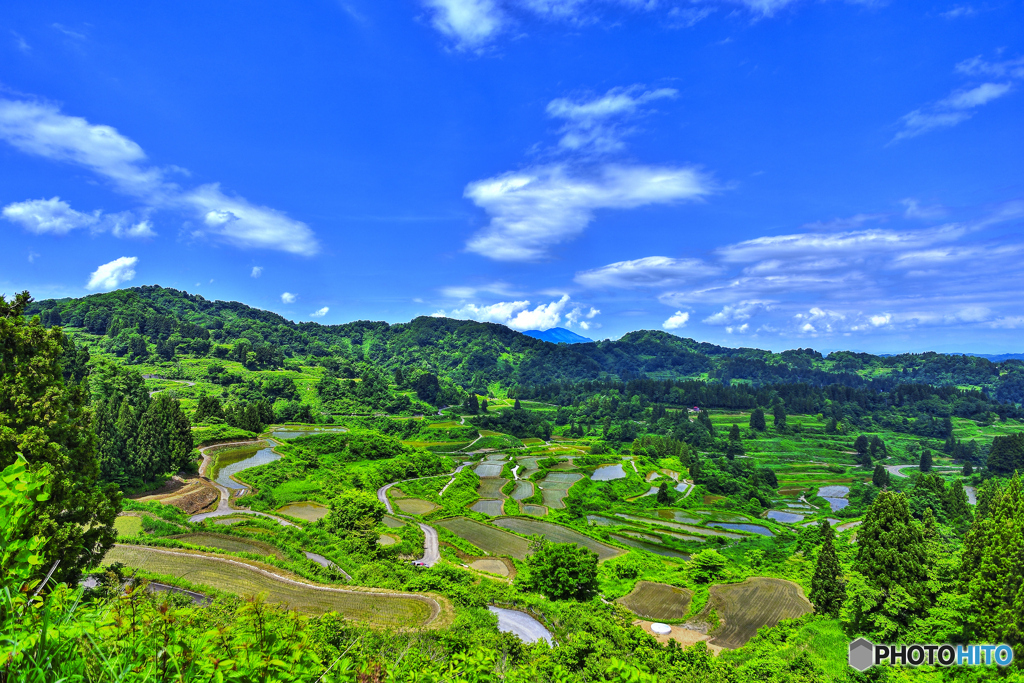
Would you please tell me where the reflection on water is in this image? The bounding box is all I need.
[215,446,281,489]
[591,464,626,481]
[766,510,805,523]
[707,522,774,536]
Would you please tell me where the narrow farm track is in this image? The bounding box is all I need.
[488,606,552,644]
[376,462,471,567]
[189,440,296,527]
[106,545,443,627]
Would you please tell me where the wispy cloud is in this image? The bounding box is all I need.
[423,0,504,50]
[0,98,319,255]
[2,196,156,238]
[439,281,517,298]
[251,266,263,278]
[310,306,329,317]
[11,31,30,52]
[575,256,720,288]
[87,256,137,291]
[893,55,1021,142]
[547,86,677,155]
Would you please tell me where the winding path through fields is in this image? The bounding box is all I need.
[488,606,552,644]
[376,462,471,567]
[188,440,296,527]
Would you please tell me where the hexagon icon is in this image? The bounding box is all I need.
[849,638,875,671]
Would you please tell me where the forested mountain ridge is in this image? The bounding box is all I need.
[28,285,1024,401]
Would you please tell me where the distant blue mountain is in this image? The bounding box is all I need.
[522,327,593,344]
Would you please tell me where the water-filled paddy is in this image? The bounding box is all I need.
[214,446,280,489]
[511,481,534,500]
[470,499,504,516]
[766,510,805,524]
[382,515,405,528]
[615,514,743,538]
[656,510,702,524]
[586,515,620,526]
[277,502,329,521]
[523,505,547,516]
[609,534,690,560]
[475,463,504,477]
[591,464,626,481]
[708,522,774,536]
[492,517,621,560]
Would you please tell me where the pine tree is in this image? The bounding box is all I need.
[393,367,405,387]
[809,521,846,617]
[826,417,838,434]
[872,464,889,488]
[854,435,869,457]
[919,449,933,472]
[772,404,787,431]
[962,461,973,476]
[726,423,743,460]
[481,398,489,412]
[854,491,930,605]
[749,408,766,432]
[514,398,522,410]
[945,479,971,521]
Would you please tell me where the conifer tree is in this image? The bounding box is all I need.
[514,398,522,410]
[854,435,869,457]
[772,404,787,431]
[481,398,489,412]
[919,449,933,472]
[809,520,845,617]
[656,482,670,504]
[945,479,971,522]
[749,408,766,432]
[726,423,743,460]
[962,461,973,476]
[872,464,889,488]
[854,491,930,606]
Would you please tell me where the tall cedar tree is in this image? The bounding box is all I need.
[919,449,933,472]
[962,461,973,476]
[135,393,195,481]
[772,404,787,431]
[945,480,971,522]
[809,520,846,617]
[656,482,670,504]
[0,292,120,581]
[872,464,889,488]
[726,423,743,460]
[749,408,766,432]
[960,474,1024,650]
[854,491,930,606]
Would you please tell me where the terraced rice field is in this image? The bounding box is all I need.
[435,517,531,559]
[656,510,702,524]
[477,478,507,498]
[395,498,438,515]
[475,463,504,477]
[470,499,504,516]
[537,472,581,509]
[382,515,405,528]
[615,514,744,539]
[585,515,620,527]
[708,578,813,648]
[114,515,143,537]
[469,559,510,576]
[707,522,774,537]
[522,505,547,516]
[491,517,622,561]
[277,502,329,521]
[377,534,398,546]
[105,545,440,627]
[591,463,626,481]
[610,534,690,559]
[510,481,534,500]
[617,581,693,621]
[171,533,287,560]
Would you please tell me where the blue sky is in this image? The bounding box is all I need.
[1,1,1022,353]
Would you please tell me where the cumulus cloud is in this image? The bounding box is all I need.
[310,306,329,317]
[547,86,677,154]
[251,266,263,278]
[662,311,689,330]
[423,0,504,50]
[465,163,714,260]
[87,256,137,291]
[575,256,719,288]
[0,98,318,254]
[281,292,296,304]
[893,55,1021,142]
[2,196,156,238]
[434,293,598,330]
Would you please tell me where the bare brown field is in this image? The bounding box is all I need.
[618,581,693,621]
[105,545,443,627]
[708,577,812,649]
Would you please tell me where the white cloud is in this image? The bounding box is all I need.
[703,301,772,325]
[546,86,677,154]
[87,256,137,291]
[310,306,329,317]
[893,55,1021,142]
[575,256,719,288]
[423,0,504,50]
[3,197,99,234]
[566,305,599,328]
[941,5,975,19]
[465,163,714,261]
[662,311,689,330]
[2,196,156,238]
[281,292,296,304]
[439,281,516,298]
[435,293,597,330]
[0,98,318,254]
[901,198,945,220]
[251,266,263,278]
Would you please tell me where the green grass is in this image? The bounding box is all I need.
[114,515,143,537]
[170,532,288,560]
